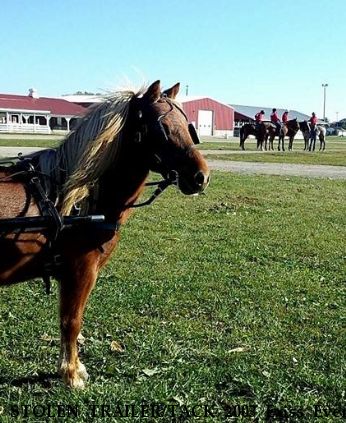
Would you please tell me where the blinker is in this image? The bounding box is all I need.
[188,123,200,145]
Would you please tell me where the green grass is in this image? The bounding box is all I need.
[199,137,346,167]
[0,138,61,148]
[0,136,345,167]
[205,151,346,167]
[198,136,345,150]
[0,173,345,421]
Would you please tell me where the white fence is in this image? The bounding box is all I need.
[0,123,51,134]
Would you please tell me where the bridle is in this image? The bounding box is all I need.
[129,96,200,208]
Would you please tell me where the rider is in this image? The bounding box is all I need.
[282,110,289,125]
[308,112,318,151]
[255,110,265,132]
[270,108,281,135]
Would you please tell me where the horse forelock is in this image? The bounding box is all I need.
[35,89,144,215]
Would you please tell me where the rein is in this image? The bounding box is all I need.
[129,170,178,208]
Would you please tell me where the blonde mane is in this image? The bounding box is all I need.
[36,88,144,215]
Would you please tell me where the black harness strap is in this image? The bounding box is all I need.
[128,170,178,209]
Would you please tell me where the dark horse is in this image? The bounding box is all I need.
[0,81,209,388]
[239,123,272,151]
[299,120,310,150]
[266,119,300,151]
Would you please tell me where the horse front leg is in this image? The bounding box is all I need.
[304,134,309,151]
[58,253,99,388]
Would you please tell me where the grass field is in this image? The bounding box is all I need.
[204,151,346,167]
[0,138,61,148]
[1,136,345,167]
[199,137,346,167]
[0,172,345,422]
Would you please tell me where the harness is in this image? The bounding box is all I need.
[0,96,201,293]
[126,96,200,208]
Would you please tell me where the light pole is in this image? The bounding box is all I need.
[322,83,328,121]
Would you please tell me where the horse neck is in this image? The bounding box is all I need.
[96,141,149,222]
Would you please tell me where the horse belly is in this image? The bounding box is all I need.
[0,232,47,285]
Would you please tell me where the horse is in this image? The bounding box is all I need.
[317,125,326,151]
[266,119,300,151]
[239,123,256,150]
[0,81,209,388]
[306,124,327,152]
[299,122,326,152]
[239,122,271,151]
[299,120,310,151]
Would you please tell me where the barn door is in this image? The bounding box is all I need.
[198,110,213,136]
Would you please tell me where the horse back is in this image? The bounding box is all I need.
[0,172,40,218]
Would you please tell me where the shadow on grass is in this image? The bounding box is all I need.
[0,371,59,389]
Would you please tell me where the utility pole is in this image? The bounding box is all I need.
[185,85,189,96]
[322,83,328,121]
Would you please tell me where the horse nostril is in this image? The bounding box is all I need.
[194,171,206,187]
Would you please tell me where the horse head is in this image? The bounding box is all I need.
[130,81,209,195]
[289,118,300,132]
[299,120,309,132]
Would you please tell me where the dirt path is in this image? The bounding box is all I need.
[1,146,346,179]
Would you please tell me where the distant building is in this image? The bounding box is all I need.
[0,89,85,134]
[63,93,236,138]
[179,96,234,138]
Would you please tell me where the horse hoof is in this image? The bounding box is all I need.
[77,361,89,381]
[59,361,89,389]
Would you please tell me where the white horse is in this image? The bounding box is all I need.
[317,125,326,151]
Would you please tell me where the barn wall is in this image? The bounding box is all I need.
[182,98,234,136]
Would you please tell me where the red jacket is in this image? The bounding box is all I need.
[255,112,263,122]
[282,113,288,123]
[309,116,317,126]
[271,112,280,123]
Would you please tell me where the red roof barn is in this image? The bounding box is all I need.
[179,96,234,137]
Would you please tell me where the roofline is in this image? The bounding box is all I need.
[0,107,51,114]
[179,96,234,109]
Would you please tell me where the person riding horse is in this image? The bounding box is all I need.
[282,110,289,125]
[308,112,318,151]
[271,108,282,136]
[255,110,265,131]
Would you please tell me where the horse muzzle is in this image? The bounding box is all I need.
[176,169,210,195]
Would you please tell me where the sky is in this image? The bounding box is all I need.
[1,0,345,121]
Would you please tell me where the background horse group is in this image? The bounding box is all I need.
[240,120,326,151]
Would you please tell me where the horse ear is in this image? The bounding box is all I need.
[143,80,161,102]
[162,83,180,99]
